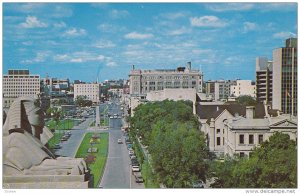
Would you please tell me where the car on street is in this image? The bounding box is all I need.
[132,165,140,172]
[129,150,134,155]
[110,116,113,119]
[192,180,205,188]
[53,144,61,149]
[131,158,139,166]
[133,172,143,183]
[130,155,136,159]
[127,144,132,149]
[118,139,122,144]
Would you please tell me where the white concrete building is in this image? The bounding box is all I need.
[129,62,203,95]
[230,80,256,98]
[74,83,100,104]
[3,69,40,108]
[224,113,297,157]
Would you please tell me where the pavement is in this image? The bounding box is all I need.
[54,117,94,157]
[100,99,145,189]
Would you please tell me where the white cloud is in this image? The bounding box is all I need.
[258,3,296,12]
[22,41,33,46]
[21,51,50,64]
[242,22,257,33]
[162,12,186,20]
[19,16,47,28]
[192,49,213,55]
[190,16,228,28]
[168,27,191,36]
[53,21,66,28]
[124,32,154,39]
[53,52,117,67]
[94,40,116,48]
[110,9,129,19]
[273,31,296,39]
[205,3,254,12]
[62,27,87,37]
[106,62,118,67]
[70,58,83,63]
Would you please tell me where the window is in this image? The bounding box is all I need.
[217,137,220,146]
[216,129,220,134]
[240,152,245,158]
[258,135,263,144]
[249,135,254,144]
[239,134,244,144]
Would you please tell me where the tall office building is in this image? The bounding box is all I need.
[74,83,101,104]
[206,80,236,101]
[256,57,273,104]
[129,62,203,95]
[272,38,297,116]
[3,69,40,108]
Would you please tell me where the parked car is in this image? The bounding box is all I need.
[131,158,139,166]
[118,139,122,144]
[53,144,61,149]
[129,150,134,155]
[130,155,136,160]
[192,180,205,188]
[132,165,140,172]
[133,172,143,183]
[127,144,132,149]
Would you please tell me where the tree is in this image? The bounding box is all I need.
[212,132,297,188]
[75,95,93,107]
[47,107,63,130]
[130,100,209,188]
[236,95,257,106]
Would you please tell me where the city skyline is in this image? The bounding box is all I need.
[3,2,297,82]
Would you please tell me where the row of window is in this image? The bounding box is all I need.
[141,75,199,80]
[239,134,263,145]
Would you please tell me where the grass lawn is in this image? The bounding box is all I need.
[75,132,109,188]
[100,118,109,126]
[46,119,75,130]
[48,132,63,149]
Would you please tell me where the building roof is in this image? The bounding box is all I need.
[196,103,266,122]
[229,117,270,129]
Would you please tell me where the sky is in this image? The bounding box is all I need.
[3,2,298,82]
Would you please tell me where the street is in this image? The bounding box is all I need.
[54,117,93,157]
[100,99,145,188]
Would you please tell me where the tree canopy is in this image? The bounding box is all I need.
[236,95,257,106]
[75,95,93,107]
[130,100,209,188]
[211,132,297,188]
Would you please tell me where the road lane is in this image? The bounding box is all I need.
[100,100,144,188]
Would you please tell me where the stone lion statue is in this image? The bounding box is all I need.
[3,96,87,176]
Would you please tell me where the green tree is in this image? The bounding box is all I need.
[236,95,257,106]
[75,95,93,107]
[130,100,209,188]
[212,132,297,188]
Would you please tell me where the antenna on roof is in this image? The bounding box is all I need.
[96,64,101,83]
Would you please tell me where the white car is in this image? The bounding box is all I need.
[132,165,140,172]
[110,116,113,119]
[117,139,122,144]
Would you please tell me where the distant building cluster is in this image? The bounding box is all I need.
[2,38,297,158]
[129,62,203,95]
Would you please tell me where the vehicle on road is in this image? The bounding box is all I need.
[129,150,134,155]
[110,116,113,119]
[127,144,132,149]
[118,139,122,144]
[132,165,140,172]
[133,172,143,183]
[53,144,61,149]
[192,180,205,188]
